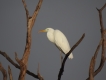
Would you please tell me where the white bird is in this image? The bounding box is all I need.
[39,28,73,59]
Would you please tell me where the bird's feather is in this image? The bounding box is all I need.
[54,29,73,59]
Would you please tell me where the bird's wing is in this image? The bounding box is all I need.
[54,43,63,53]
[54,29,71,54]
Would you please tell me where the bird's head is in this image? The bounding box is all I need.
[39,28,55,43]
[39,28,54,33]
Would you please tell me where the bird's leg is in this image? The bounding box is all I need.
[60,51,63,65]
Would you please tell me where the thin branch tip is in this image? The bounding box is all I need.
[37,63,44,80]
[15,52,17,56]
[83,33,85,37]
[96,7,99,11]
[15,52,20,63]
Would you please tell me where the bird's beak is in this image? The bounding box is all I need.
[38,30,46,33]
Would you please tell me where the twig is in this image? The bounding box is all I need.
[96,3,106,36]
[58,33,85,80]
[0,62,7,80]
[15,52,21,64]
[60,51,63,65]
[54,44,63,65]
[31,0,43,27]
[22,0,29,24]
[37,63,44,80]
[8,65,13,80]
[0,51,39,79]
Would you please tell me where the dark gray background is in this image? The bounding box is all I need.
[0,0,106,80]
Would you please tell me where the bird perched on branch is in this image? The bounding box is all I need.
[39,28,73,59]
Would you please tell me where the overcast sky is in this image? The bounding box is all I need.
[0,0,106,80]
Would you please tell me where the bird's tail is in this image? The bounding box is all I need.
[68,53,73,59]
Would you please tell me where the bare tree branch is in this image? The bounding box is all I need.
[58,33,85,80]
[87,39,102,80]
[0,62,7,80]
[87,40,105,80]
[31,0,43,27]
[94,40,105,75]
[8,65,13,80]
[22,0,29,24]
[87,3,106,80]
[96,3,106,36]
[60,51,63,65]
[0,51,39,79]
[93,3,106,77]
[37,63,44,80]
[89,57,94,80]
[16,0,43,80]
[15,52,21,64]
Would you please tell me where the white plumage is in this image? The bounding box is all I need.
[39,28,73,59]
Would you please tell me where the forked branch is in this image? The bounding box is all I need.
[58,33,85,80]
[96,3,106,36]
[22,0,29,24]
[15,0,43,80]
[87,3,106,80]
[87,39,102,80]
[0,51,39,79]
